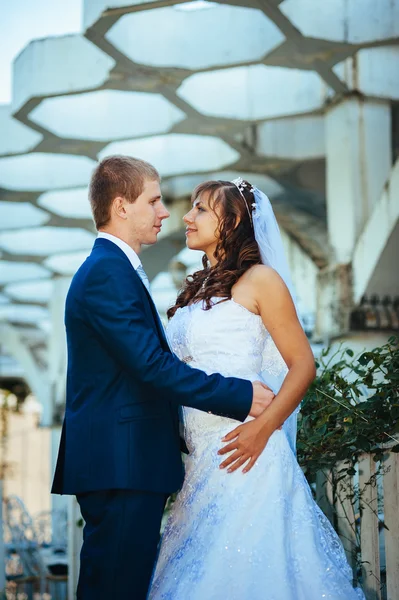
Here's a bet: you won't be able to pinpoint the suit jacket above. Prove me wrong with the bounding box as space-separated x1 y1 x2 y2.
51 238 252 495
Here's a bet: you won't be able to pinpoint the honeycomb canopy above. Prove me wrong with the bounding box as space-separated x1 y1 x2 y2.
1 0 397 349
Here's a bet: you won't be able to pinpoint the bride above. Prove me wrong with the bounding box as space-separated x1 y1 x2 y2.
149 178 365 599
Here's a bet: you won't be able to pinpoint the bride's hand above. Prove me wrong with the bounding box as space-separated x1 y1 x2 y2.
218 418 277 474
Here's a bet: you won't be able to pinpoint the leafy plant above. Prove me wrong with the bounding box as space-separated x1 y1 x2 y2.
297 337 398 593
297 336 399 478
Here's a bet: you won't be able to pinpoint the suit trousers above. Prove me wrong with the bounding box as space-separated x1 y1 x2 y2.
76 489 167 600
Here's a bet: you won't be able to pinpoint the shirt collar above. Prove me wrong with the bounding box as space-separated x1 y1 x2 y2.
97 232 141 270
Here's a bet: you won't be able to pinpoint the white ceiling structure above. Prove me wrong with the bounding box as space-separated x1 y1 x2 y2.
1 0 399 378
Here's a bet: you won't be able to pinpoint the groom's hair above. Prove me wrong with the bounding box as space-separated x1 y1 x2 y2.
89 155 160 229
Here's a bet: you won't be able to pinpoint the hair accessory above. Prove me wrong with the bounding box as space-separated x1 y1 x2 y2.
231 177 255 226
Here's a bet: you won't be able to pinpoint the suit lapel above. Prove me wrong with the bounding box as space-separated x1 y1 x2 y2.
93 239 170 351
132 269 170 350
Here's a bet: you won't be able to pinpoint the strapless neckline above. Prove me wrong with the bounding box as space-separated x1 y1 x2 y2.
175 297 262 321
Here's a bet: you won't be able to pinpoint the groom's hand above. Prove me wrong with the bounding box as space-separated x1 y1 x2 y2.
248 381 275 417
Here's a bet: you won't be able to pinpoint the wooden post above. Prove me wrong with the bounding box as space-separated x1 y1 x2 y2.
335 462 357 578
67 496 84 600
316 469 334 524
0 481 6 598
358 454 381 600
383 452 399 600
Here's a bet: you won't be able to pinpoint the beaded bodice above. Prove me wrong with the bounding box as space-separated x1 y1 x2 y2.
167 298 288 453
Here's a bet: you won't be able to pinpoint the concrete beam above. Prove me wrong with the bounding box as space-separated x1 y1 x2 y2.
325 97 392 263
0 322 51 424
315 263 352 339
353 159 399 303
334 46 399 101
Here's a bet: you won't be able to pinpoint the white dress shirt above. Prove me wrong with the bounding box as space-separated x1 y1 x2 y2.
97 232 142 270
97 231 152 293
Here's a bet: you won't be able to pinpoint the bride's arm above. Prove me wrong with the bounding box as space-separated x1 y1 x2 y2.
218 265 316 473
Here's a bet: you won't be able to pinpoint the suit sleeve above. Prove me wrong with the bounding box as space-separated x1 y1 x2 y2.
83 257 252 422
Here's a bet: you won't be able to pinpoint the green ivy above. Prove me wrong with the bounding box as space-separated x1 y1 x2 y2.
297 336 399 478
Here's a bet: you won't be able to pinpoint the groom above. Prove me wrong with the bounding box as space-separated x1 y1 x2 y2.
51 155 274 600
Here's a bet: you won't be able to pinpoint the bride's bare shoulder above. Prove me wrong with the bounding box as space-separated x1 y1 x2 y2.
246 264 283 286
246 266 292 307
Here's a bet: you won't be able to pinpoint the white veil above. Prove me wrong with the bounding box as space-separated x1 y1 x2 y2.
232 179 301 454
252 187 301 316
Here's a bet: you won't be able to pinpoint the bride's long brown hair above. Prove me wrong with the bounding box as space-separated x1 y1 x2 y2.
167 179 261 319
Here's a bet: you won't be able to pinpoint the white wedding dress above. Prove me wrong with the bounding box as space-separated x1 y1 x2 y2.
149 298 365 600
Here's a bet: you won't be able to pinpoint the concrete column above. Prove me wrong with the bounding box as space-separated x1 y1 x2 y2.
315 263 352 339
0 480 5 597
325 97 392 264
67 496 84 600
280 228 318 329
48 277 71 415
316 97 392 338
50 427 68 517
0 322 51 424
48 277 71 517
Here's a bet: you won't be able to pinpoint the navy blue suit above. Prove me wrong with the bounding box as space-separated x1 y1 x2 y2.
52 237 252 599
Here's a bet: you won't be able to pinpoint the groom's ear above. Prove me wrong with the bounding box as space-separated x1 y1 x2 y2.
112 196 128 220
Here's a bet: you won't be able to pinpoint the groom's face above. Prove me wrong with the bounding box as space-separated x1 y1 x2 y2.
126 178 170 247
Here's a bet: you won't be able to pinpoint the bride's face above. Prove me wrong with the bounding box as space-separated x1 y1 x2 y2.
183 192 221 256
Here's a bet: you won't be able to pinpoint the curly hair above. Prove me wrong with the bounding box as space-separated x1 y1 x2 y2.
167 179 261 319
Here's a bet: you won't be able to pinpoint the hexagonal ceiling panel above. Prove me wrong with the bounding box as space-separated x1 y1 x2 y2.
84 0 162 30
37 188 92 219
4 280 53 303
99 134 240 177
0 304 49 325
280 0 399 44
162 171 284 199
0 105 43 157
44 251 89 275
175 2 218 10
106 4 284 70
0 201 50 230
0 154 96 191
12 35 115 114
29 90 186 141
178 64 326 120
214 171 284 197
0 227 95 256
0 262 51 286
257 116 325 159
